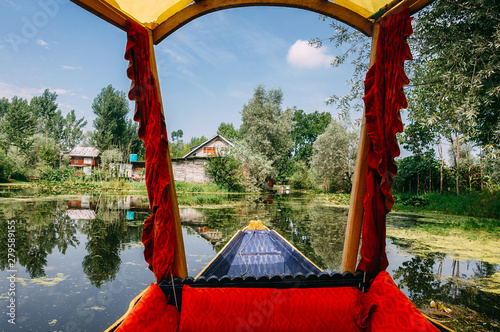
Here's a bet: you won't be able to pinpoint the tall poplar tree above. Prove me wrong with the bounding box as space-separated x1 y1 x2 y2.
239 85 294 179
91 85 129 151
3 97 36 155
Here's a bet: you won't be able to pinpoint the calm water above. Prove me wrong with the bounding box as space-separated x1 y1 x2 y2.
0 191 498 331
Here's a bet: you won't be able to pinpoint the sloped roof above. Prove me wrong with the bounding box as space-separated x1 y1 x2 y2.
182 134 234 159
70 0 434 42
69 147 100 157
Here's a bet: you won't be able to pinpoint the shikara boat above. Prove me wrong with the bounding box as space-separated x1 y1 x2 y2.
68 0 455 330
106 220 453 331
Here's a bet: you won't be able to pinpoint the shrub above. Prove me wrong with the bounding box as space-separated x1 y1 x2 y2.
0 154 27 182
204 154 243 192
289 161 313 190
39 166 74 182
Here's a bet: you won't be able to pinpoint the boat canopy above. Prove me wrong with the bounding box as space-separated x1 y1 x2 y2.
71 0 433 40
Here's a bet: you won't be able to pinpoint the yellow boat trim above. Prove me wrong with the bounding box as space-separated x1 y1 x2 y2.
422 313 455 332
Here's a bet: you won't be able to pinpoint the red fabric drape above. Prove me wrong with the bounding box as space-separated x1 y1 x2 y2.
357 9 413 275
125 20 177 282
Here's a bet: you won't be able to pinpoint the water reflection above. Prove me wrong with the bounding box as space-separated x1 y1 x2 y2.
0 196 146 287
0 200 79 278
392 252 500 321
0 192 498 327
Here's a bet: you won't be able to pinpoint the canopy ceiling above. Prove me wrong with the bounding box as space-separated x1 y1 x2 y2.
71 0 433 42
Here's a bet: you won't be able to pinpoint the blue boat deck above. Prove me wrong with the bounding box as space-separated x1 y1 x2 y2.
197 228 322 279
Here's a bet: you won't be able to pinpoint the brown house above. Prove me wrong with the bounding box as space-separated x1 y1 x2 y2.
69 147 100 168
172 134 234 183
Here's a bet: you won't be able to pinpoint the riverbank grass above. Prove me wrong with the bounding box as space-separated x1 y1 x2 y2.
393 191 499 219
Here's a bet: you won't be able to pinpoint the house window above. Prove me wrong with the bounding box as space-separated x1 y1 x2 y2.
73 158 79 163
84 158 92 164
203 147 215 157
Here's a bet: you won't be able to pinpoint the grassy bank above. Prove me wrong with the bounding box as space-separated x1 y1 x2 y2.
393 191 499 219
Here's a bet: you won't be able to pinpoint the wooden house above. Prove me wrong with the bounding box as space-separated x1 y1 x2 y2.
69 147 100 173
182 134 234 159
172 134 234 183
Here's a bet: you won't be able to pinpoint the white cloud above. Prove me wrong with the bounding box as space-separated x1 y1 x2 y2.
0 82 75 100
0 82 44 100
287 40 334 69
53 88 71 95
36 39 49 48
62 65 81 70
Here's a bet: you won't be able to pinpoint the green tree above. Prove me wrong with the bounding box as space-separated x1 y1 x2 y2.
0 97 8 118
310 120 353 191
291 109 332 165
233 140 273 191
30 89 65 141
91 85 129 151
239 85 294 181
205 152 243 192
217 122 239 141
62 110 87 151
2 96 36 155
169 129 185 158
171 129 183 141
100 148 123 178
32 134 59 168
289 161 314 190
410 0 500 149
393 152 442 194
124 119 145 160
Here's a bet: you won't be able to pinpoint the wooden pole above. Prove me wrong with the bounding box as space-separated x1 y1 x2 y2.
147 30 188 279
341 23 379 274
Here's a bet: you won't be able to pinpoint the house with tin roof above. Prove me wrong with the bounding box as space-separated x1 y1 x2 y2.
69 147 100 170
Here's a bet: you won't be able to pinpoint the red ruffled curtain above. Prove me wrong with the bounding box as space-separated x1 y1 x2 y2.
357 9 413 276
125 19 177 282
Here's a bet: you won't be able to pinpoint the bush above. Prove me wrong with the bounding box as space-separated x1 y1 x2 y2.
204 154 243 192
39 167 74 182
0 154 27 182
289 161 313 190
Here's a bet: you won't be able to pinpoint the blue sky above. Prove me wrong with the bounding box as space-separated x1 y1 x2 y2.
0 0 360 141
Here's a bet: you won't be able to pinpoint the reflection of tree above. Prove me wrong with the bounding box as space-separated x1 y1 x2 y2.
204 208 242 251
393 255 500 321
82 218 122 288
393 255 441 303
0 200 79 278
81 201 143 287
308 206 347 271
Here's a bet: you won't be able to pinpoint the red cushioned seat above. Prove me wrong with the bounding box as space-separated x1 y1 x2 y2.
178 286 371 332
116 283 179 332
365 271 439 332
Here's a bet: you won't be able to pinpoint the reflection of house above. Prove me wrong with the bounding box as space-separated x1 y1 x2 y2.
69 147 99 175
172 134 234 183
66 210 96 220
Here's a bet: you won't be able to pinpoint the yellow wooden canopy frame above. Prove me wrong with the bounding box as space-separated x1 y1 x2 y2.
70 0 435 278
